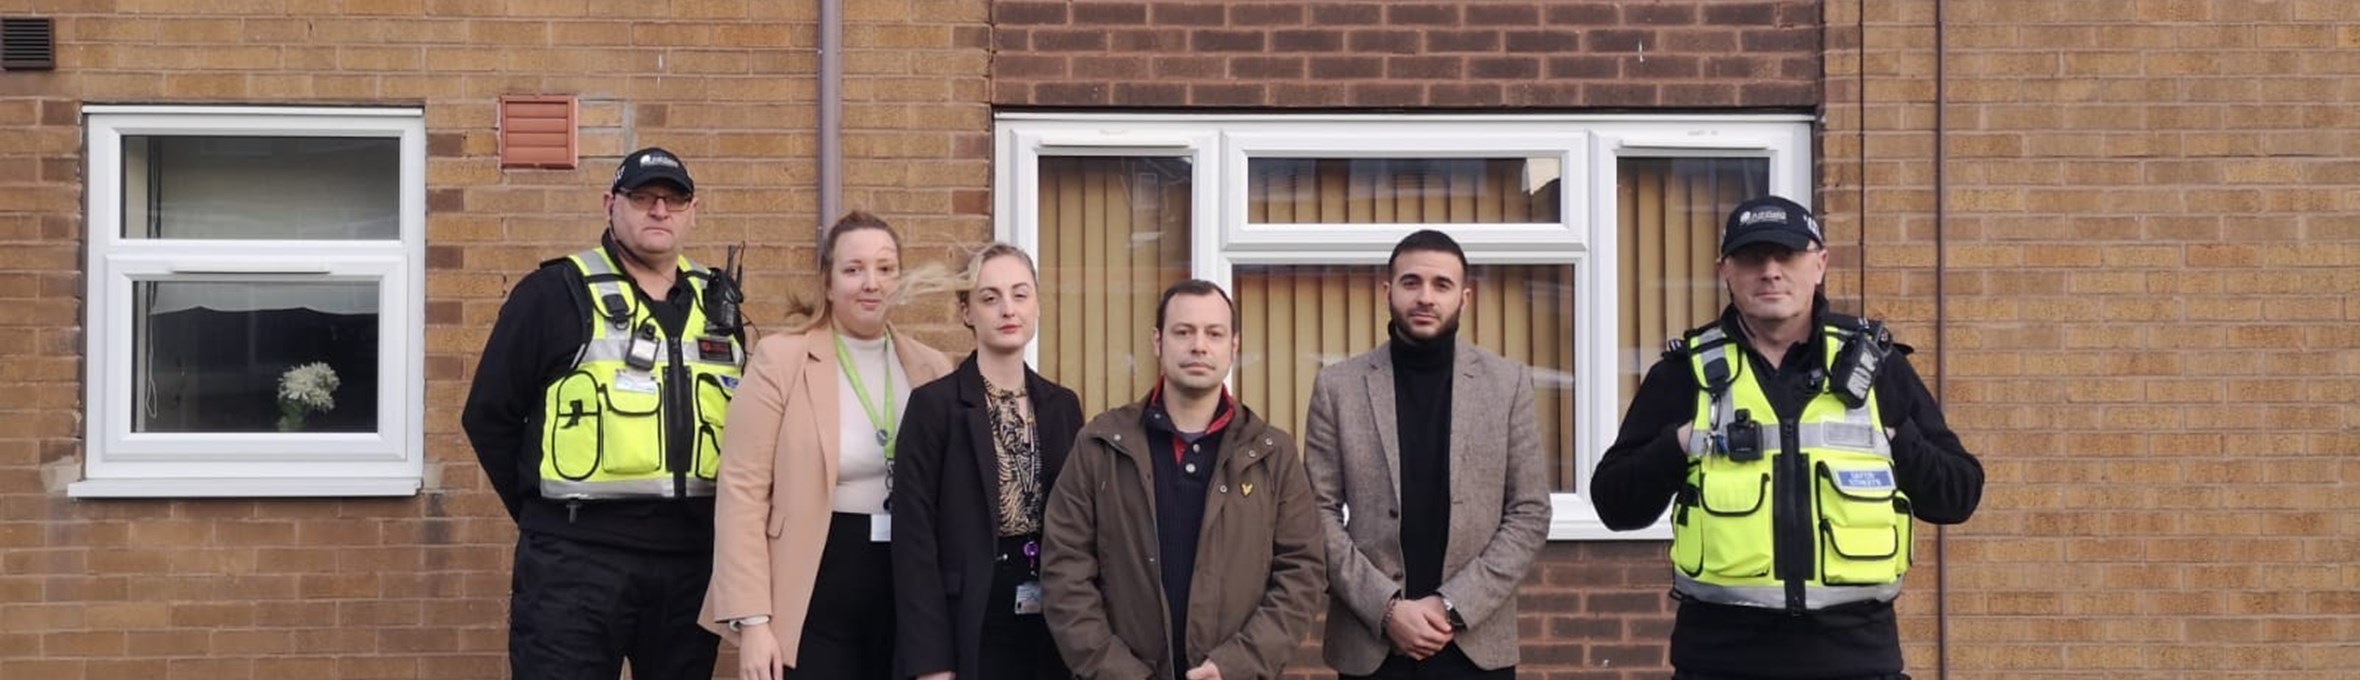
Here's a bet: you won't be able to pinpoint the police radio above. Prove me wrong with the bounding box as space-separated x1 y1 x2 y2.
702 244 746 340
1828 320 1893 409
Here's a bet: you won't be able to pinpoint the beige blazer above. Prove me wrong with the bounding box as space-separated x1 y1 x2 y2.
700 326 953 666
1300 342 1554 674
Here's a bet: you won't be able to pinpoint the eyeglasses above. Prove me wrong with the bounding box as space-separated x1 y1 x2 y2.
617 190 694 210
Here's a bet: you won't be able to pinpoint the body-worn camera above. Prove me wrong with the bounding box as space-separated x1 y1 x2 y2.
624 323 661 372
1722 408 1763 462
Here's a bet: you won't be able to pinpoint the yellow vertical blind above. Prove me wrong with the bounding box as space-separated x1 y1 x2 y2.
1249 159 1561 224
1035 156 1193 417
1616 158 1765 401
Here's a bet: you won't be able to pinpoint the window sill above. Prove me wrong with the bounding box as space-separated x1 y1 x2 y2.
1548 495 1674 541
68 476 421 499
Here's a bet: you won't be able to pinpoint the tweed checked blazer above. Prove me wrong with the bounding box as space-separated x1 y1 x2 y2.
1301 341 1554 675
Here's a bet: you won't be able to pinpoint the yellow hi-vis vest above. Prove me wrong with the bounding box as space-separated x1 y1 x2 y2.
538 248 745 500
1668 322 1910 612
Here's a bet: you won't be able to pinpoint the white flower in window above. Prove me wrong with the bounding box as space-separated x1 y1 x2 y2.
276 362 340 432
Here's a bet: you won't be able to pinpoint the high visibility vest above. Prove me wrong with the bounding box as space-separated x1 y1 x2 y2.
1667 322 1910 612
537 248 745 500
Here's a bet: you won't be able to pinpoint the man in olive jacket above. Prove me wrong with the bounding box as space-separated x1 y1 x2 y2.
1042 280 1327 680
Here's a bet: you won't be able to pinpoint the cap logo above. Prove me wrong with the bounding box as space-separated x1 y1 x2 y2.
1739 207 1788 226
638 153 681 169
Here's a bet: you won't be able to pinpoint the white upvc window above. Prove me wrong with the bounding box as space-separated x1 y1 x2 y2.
74 106 426 498
995 113 1811 540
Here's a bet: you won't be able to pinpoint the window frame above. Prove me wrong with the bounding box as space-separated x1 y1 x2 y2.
996 113 1811 540
74 105 427 499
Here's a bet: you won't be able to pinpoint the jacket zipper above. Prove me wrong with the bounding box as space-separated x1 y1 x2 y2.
1781 415 1819 613
664 337 692 498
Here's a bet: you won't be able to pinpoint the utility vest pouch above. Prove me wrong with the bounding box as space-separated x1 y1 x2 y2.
544 371 607 481
692 374 734 479
599 369 667 475
1815 458 1909 584
1675 454 1775 580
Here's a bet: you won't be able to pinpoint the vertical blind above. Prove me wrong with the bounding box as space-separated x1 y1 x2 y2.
1249 158 1561 224
1616 158 1765 401
1035 157 1195 417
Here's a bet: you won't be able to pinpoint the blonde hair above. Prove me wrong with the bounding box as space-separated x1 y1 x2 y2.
955 242 1039 307
782 211 959 333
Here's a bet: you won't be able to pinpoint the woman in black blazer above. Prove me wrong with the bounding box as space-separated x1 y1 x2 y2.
892 243 1083 680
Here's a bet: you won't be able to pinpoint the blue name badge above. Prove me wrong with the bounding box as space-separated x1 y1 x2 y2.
718 375 740 390
1835 469 1896 492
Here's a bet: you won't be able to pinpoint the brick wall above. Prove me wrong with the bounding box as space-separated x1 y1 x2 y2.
991 0 1820 109
1824 0 2360 675
0 1 989 678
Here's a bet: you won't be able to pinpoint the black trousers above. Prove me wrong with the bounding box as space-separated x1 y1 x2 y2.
1674 673 1909 680
509 531 718 680
1343 644 1514 680
790 513 897 679
978 534 1068 680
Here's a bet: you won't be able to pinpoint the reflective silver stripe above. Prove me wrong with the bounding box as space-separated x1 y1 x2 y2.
1793 421 1892 458
541 477 717 499
1673 572 1901 610
579 336 653 366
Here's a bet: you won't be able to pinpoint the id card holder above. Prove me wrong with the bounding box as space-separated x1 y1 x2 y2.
612 370 660 394
869 513 892 542
1013 580 1043 615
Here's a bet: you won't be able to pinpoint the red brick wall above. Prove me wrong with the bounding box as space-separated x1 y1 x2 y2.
1824 0 2360 675
991 0 1821 109
0 2 989 678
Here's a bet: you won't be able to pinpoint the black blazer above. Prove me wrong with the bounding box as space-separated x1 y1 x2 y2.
891 353 1085 680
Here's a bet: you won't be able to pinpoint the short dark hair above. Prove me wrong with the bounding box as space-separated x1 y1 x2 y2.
1388 229 1468 278
1154 279 1239 333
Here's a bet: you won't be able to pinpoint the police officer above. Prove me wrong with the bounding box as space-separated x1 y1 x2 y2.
1591 196 1984 680
463 147 748 679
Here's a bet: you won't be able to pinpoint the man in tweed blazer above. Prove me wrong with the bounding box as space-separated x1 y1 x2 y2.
1302 230 1553 679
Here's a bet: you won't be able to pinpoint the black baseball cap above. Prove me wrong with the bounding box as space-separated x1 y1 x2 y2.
611 147 695 194
1720 195 1822 256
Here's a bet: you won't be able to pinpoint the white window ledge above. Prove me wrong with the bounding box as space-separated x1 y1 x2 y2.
68 477 421 499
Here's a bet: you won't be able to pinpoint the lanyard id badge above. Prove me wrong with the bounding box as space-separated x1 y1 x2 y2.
1013 581 1043 615
1012 540 1043 615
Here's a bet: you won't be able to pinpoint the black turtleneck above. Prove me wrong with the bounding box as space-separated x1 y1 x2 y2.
1389 321 1455 599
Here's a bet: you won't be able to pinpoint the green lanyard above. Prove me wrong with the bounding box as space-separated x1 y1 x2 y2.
833 332 897 463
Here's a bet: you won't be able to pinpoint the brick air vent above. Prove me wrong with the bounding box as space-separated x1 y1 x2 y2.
1 17 55 71
498 95 577 169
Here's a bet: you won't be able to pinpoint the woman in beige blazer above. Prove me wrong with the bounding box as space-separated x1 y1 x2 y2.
703 211 954 680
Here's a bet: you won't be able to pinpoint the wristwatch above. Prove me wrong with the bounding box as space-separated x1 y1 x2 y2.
727 615 771 632
1440 595 1468 632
